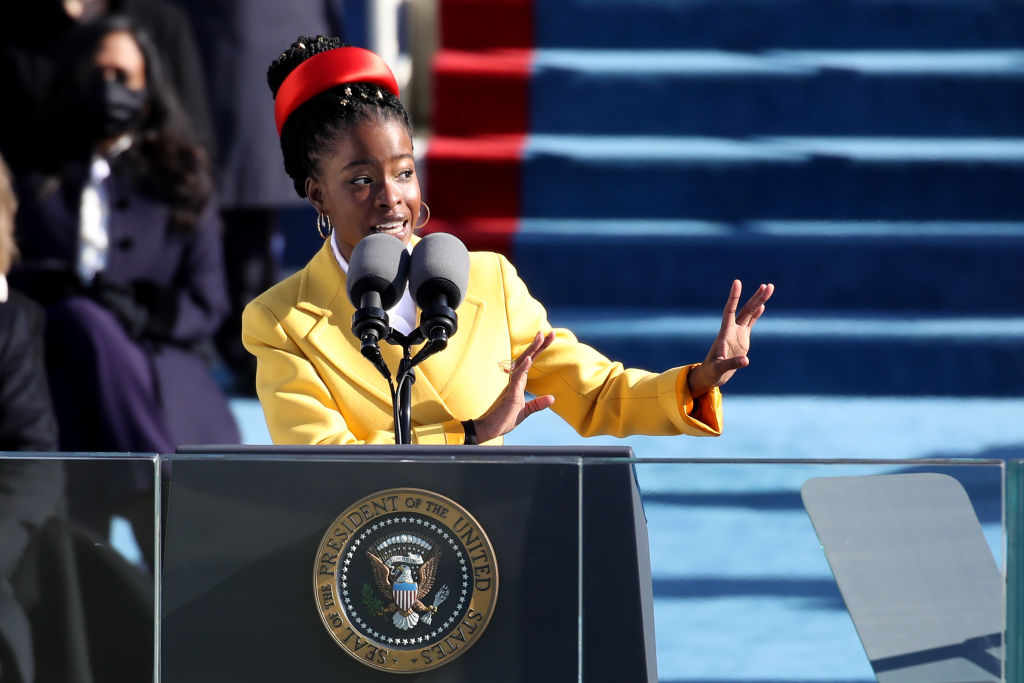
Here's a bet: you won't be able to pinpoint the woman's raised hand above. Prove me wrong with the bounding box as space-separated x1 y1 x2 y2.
474 330 556 443
687 280 775 398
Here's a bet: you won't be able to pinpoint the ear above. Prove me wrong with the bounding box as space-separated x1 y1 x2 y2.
305 177 326 213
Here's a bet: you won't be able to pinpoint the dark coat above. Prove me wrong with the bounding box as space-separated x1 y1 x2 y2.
0 292 63 683
11 162 239 451
0 293 58 452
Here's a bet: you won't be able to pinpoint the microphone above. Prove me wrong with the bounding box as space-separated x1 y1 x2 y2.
346 234 410 374
409 233 469 346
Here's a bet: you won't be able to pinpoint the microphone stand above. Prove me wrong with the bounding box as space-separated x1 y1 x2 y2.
380 327 450 445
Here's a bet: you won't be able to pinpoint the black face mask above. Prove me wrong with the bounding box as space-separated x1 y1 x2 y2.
83 78 149 141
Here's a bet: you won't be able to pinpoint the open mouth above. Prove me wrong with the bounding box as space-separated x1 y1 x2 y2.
370 220 408 237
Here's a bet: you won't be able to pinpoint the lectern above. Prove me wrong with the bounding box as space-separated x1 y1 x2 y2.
802 473 1004 682
162 446 657 682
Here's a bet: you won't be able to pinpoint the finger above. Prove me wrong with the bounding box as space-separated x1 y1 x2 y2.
527 330 556 358
721 279 742 325
508 354 533 391
538 330 556 353
715 355 750 373
747 304 766 326
515 330 556 373
737 282 775 326
521 394 555 420
748 283 775 327
735 283 763 325
516 331 544 365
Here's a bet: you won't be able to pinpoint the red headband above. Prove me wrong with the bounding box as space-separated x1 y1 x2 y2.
274 46 400 136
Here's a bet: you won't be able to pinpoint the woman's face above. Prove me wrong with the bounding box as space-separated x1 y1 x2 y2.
94 30 147 91
82 30 149 146
306 118 420 261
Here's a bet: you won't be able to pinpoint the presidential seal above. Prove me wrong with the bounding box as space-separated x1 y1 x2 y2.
314 488 498 673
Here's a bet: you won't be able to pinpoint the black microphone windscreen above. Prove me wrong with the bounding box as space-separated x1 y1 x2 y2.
346 234 410 310
410 233 469 308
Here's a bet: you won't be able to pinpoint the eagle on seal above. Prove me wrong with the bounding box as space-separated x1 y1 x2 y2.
367 550 442 630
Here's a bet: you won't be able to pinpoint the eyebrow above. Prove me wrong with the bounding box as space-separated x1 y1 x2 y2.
341 153 414 171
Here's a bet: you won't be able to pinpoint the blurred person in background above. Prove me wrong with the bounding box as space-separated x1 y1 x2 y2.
169 0 343 395
0 164 58 454
0 154 63 683
8 16 238 559
0 0 214 176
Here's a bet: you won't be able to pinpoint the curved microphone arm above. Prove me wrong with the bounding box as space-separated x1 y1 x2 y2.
371 326 452 445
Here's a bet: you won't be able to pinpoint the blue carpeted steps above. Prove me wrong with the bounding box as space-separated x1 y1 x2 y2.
515 222 1024 312
533 0 1024 50
514 221 1024 395
530 50 1024 137
546 309 1024 395
503 0 1024 396
520 136 1024 220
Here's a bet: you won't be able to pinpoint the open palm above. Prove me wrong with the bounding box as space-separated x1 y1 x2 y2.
689 280 775 396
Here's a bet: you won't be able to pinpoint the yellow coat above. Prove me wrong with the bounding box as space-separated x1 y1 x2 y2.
241 239 723 445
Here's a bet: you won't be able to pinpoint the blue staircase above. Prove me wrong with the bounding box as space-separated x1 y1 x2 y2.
497 4 1024 679
510 0 1024 396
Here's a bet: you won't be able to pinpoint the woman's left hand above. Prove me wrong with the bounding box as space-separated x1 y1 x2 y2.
473 330 557 443
688 280 774 397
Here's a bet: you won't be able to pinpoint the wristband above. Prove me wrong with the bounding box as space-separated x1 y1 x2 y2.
461 420 478 446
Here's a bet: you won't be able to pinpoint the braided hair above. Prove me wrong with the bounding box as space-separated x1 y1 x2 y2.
268 36 413 198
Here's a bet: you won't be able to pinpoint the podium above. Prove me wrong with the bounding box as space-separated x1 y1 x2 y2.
802 473 1004 682
161 446 657 682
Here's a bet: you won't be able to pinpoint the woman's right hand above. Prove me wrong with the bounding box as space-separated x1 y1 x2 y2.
473 330 556 443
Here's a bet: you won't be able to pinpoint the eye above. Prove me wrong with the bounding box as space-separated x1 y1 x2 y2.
397 169 414 180
350 176 372 185
100 67 128 84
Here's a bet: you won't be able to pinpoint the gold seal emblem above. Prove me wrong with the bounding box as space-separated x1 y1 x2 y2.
314 488 498 673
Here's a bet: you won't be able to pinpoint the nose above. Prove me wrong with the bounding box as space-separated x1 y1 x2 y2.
376 178 402 208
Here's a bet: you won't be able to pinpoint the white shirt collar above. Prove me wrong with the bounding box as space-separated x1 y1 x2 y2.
329 229 350 274
0 273 8 303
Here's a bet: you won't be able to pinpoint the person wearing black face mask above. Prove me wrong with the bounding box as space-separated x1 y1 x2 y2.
8 16 239 559
82 74 150 141
0 0 215 176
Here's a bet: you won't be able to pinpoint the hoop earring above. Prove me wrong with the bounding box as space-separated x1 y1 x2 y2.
415 202 431 229
316 213 333 239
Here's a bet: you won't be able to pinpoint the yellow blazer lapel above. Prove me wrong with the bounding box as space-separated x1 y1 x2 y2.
298 242 396 407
